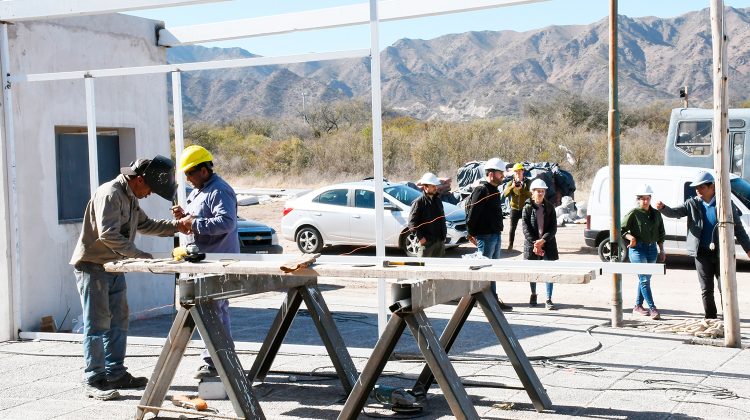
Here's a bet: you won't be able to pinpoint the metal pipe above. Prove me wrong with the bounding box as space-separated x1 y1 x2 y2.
608 0 622 327
84 76 99 195
171 71 188 247
369 0 387 336
0 23 22 337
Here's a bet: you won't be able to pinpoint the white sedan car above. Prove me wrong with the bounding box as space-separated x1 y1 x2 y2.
281 181 468 256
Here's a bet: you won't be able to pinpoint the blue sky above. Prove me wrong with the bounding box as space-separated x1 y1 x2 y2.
129 0 750 56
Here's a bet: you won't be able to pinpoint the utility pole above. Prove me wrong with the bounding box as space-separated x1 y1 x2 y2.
608 0 622 327
710 0 740 348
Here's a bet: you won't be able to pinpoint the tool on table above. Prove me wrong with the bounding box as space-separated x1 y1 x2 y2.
383 261 425 267
469 264 493 270
280 253 320 273
172 244 206 263
171 394 209 411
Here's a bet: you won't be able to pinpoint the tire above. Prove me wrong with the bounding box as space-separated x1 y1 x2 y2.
597 238 628 262
401 232 420 258
296 226 324 254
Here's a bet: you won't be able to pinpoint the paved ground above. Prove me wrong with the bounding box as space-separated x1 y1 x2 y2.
2 224 750 419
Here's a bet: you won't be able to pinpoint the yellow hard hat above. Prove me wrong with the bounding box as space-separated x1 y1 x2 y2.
179 145 213 173
512 163 524 171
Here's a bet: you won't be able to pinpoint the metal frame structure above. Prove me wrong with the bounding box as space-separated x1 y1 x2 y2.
129 270 358 420
0 0 551 338
106 254 596 419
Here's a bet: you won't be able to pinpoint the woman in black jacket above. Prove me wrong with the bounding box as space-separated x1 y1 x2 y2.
522 179 559 310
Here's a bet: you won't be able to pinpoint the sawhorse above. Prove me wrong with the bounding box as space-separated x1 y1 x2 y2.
136 273 358 420
339 279 551 419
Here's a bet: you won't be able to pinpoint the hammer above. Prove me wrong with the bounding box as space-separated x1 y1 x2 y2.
383 261 425 267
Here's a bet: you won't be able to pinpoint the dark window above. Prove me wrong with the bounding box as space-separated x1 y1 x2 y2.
56 133 120 222
675 120 712 156
313 189 349 206
354 189 375 209
732 133 745 177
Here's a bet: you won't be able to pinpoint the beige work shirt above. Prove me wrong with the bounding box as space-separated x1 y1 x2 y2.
70 174 177 266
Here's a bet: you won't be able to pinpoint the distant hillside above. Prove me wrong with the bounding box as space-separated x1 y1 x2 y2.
167 6 750 122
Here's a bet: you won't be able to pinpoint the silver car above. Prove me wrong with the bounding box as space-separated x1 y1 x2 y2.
281 181 468 256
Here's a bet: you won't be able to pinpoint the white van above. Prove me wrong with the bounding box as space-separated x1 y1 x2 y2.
584 165 750 261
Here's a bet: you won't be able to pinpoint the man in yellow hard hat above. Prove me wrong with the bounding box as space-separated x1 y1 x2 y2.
172 145 239 379
504 162 531 250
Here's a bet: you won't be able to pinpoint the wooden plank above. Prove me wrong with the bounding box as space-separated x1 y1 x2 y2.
105 259 595 284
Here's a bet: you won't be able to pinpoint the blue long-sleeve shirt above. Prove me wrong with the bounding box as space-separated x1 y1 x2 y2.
185 174 239 253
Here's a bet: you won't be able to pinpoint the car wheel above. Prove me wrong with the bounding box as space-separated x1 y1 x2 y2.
401 232 420 258
597 238 628 262
296 226 324 254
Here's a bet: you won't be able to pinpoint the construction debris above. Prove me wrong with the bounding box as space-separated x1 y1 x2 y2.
648 318 725 339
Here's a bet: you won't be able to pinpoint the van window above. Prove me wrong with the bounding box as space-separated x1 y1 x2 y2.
732 133 745 176
675 121 712 156
683 182 697 201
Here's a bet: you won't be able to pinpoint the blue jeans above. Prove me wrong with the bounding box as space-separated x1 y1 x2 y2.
75 264 129 383
201 299 233 366
628 242 658 308
475 233 502 296
529 253 554 299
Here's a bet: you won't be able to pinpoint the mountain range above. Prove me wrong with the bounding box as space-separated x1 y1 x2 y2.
167 6 750 122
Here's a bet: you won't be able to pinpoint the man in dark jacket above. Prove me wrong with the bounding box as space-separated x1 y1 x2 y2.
522 179 559 310
656 171 750 318
466 157 512 311
409 172 447 257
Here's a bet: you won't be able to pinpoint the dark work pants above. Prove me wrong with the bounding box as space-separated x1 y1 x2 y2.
694 249 722 319
508 209 522 247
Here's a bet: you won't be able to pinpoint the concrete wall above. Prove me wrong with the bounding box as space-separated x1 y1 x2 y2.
0 14 175 340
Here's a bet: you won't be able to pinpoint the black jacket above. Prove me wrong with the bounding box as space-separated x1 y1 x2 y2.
466 181 504 236
521 198 559 261
408 193 447 244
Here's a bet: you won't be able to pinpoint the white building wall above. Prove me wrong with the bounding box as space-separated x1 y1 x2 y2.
0 14 175 339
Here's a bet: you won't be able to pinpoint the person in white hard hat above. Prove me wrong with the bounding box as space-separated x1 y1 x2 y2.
657 171 750 319
409 172 447 258
466 157 513 311
522 179 559 310
622 184 665 320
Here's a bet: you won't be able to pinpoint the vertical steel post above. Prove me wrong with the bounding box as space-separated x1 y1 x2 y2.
710 0 740 347
171 71 188 246
0 23 21 337
608 0 623 327
369 0 387 336
84 75 99 194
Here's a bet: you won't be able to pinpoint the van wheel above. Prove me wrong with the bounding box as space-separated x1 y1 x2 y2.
597 238 628 262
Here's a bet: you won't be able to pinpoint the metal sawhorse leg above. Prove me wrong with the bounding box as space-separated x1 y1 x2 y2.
136 276 357 420
338 285 551 420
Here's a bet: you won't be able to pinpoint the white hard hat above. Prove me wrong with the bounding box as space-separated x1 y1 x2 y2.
417 172 440 186
635 184 654 196
484 157 506 171
530 179 548 190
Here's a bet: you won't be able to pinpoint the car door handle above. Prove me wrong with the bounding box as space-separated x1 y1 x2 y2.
353 215 361 219
313 212 322 216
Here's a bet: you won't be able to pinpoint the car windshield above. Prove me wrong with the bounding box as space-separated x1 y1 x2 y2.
731 177 750 209
384 184 422 206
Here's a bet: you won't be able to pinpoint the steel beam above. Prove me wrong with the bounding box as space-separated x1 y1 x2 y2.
476 288 551 412
412 295 476 397
193 302 265 419
0 0 228 21
158 0 548 46
338 313 407 420
136 306 196 420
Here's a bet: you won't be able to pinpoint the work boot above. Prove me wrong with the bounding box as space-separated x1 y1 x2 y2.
498 299 513 311
649 307 661 320
194 364 218 379
106 372 148 390
632 305 649 316
529 293 538 307
84 378 120 400
545 300 557 310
